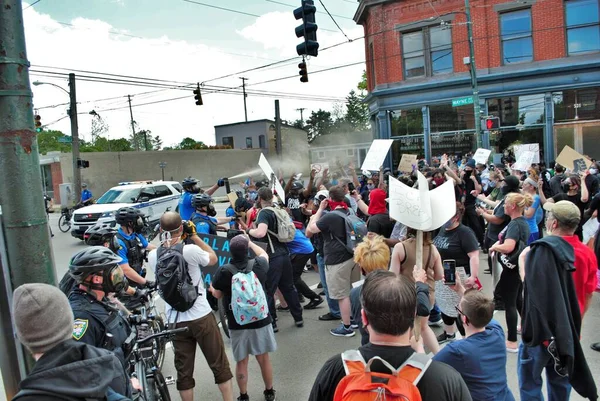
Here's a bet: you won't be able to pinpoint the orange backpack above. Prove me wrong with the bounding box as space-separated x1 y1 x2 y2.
334 350 432 401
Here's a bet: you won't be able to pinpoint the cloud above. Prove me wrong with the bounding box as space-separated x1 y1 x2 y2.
23 8 366 148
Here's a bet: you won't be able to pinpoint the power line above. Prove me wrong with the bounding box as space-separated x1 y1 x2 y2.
318 0 352 41
23 0 42 10
264 0 354 20
56 21 143 39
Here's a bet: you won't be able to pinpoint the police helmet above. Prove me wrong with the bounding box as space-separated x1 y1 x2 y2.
85 223 120 252
192 193 213 209
181 176 198 188
291 181 304 191
68 246 123 283
115 207 142 225
255 179 270 189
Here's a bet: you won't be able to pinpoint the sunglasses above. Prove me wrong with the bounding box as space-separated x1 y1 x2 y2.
455 305 470 325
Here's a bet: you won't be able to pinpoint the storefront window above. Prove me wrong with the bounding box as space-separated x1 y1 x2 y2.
582 125 600 159
390 108 423 137
391 136 425 168
553 87 600 122
487 94 545 126
431 133 476 157
556 127 575 154
430 104 475 133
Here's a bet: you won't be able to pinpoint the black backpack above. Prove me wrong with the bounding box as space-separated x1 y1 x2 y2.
155 243 198 312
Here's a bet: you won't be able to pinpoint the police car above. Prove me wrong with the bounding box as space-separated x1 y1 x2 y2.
71 181 182 240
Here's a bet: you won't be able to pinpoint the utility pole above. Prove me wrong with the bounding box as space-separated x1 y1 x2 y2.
240 77 248 122
128 95 138 151
0 0 56 391
296 107 306 124
465 0 483 149
69 73 82 201
275 100 282 159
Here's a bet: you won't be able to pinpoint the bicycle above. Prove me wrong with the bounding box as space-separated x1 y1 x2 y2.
129 307 188 401
58 207 73 233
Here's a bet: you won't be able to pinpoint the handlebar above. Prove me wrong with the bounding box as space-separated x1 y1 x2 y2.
136 327 188 346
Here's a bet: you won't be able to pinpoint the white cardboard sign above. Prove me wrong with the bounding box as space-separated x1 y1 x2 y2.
398 154 418 173
388 172 456 231
473 148 492 165
258 153 286 204
512 150 536 172
360 139 394 171
514 144 540 164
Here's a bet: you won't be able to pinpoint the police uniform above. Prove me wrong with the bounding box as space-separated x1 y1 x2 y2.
69 289 133 368
116 228 148 277
191 212 218 235
179 191 195 221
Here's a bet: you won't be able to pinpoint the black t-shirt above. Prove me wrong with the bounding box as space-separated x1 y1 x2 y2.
486 198 510 241
433 224 479 274
308 343 472 401
316 209 353 265
212 257 272 331
367 213 394 238
552 193 587 236
464 174 482 206
286 193 307 226
254 208 289 257
586 174 599 198
589 193 600 222
499 217 529 247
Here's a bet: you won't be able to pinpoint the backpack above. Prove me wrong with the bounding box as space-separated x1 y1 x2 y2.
155 243 199 312
334 350 432 401
226 259 269 325
330 209 368 253
12 389 111 401
191 214 218 235
257 206 296 252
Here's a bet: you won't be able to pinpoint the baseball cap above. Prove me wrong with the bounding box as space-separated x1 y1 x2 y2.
543 200 581 225
503 175 521 191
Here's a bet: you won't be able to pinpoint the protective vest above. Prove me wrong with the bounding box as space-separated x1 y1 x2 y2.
117 233 145 272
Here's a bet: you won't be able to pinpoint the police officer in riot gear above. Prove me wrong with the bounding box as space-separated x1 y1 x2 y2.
68 246 134 368
114 207 156 288
179 177 201 221
190 194 235 235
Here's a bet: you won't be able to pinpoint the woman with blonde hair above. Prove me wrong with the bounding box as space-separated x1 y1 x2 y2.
391 230 443 354
489 192 532 352
522 177 543 244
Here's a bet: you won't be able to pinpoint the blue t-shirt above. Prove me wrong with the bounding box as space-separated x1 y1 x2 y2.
433 320 515 401
116 228 149 266
226 206 236 228
525 195 541 234
81 189 93 202
287 228 314 255
179 192 195 221
191 213 218 234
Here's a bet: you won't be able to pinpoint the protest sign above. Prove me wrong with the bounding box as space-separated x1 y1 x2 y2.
556 145 593 172
512 151 536 172
398 154 418 173
360 139 394 171
493 153 503 164
473 149 492 165
310 162 329 178
258 153 286 204
514 144 540 164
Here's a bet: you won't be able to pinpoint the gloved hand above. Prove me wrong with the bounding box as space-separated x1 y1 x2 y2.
217 178 226 187
143 280 156 290
183 220 197 237
135 288 149 302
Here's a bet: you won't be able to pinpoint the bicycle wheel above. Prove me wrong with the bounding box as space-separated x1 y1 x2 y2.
151 315 166 369
218 297 230 338
58 215 71 233
136 361 152 401
153 368 172 401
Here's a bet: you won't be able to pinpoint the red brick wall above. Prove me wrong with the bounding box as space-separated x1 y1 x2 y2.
50 162 63 203
361 0 568 88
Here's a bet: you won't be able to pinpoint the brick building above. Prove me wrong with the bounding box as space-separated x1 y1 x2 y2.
354 0 600 165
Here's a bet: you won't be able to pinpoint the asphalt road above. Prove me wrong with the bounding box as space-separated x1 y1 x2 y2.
2 206 600 401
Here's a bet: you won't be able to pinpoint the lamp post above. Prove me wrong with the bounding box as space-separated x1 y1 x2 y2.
159 161 167 181
33 76 81 203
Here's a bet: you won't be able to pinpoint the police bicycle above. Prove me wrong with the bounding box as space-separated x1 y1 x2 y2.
58 206 74 232
129 307 187 401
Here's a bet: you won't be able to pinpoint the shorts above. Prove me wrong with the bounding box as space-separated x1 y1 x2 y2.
173 313 233 391
325 258 361 300
230 324 277 362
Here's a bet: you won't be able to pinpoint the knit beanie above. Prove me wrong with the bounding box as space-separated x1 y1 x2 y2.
12 283 74 354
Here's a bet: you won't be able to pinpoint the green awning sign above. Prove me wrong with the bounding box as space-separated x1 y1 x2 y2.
452 96 474 107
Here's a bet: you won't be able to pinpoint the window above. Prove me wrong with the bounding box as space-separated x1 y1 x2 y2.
369 42 376 85
318 151 326 160
222 136 234 148
554 87 600 121
259 135 266 148
566 0 600 55
138 187 157 201
246 137 253 148
153 185 173 197
172 183 183 193
402 27 453 79
500 9 533 64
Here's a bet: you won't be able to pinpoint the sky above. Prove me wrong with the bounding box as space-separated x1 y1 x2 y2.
22 0 366 147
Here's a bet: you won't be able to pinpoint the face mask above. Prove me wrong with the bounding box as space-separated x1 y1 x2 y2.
488 180 496 188
562 183 571 193
207 204 217 217
367 184 375 191
248 191 257 201
590 169 598 175
90 266 128 294
433 177 445 187
464 170 472 178
332 179 338 185
133 217 145 234
501 187 511 195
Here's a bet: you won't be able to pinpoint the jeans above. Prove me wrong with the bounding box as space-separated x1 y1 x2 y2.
429 304 441 323
290 253 319 300
266 254 303 323
317 253 340 317
518 343 572 401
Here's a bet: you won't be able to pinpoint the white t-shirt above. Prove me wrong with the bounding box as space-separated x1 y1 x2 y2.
149 244 212 324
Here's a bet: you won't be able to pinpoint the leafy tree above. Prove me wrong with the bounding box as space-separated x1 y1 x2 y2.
358 70 368 93
153 135 163 151
345 89 369 131
36 130 73 154
178 137 201 150
305 109 334 142
90 116 109 144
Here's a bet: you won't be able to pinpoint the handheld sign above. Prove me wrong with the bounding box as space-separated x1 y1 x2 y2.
556 145 592 172
311 162 329 178
360 139 394 171
258 153 286 204
473 149 491 165
514 144 540 164
512 151 536 172
398 154 418 174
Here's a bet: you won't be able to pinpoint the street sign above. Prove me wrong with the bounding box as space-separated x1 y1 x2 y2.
58 136 72 143
452 96 474 107
158 162 167 168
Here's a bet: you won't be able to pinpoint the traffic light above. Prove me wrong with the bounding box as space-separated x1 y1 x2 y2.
34 114 42 132
299 61 308 83
294 0 319 57
77 159 90 168
485 117 500 130
193 83 203 106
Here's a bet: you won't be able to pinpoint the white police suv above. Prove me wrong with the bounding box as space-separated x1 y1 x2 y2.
71 180 182 240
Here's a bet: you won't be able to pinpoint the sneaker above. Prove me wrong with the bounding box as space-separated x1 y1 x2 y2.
506 341 518 353
276 305 290 312
318 290 325 296
272 323 279 333
428 318 443 327
298 295 306 303
437 332 456 344
304 297 324 310
295 320 304 328
349 321 359 330
317 282 323 289
330 323 356 337
590 342 600 352
238 394 250 401
264 388 276 401
319 312 341 321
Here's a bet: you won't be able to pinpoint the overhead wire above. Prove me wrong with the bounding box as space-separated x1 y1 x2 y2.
23 0 42 10
264 0 354 20
318 0 352 41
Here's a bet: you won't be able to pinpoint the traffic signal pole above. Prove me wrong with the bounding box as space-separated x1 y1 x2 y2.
0 0 57 390
69 73 82 202
465 0 483 149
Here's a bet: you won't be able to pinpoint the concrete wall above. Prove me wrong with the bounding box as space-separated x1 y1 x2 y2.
59 149 264 197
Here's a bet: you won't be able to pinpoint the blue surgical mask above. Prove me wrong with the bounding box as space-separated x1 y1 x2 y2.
367 184 375 191
489 181 496 188
248 191 257 201
590 168 598 175
332 179 338 185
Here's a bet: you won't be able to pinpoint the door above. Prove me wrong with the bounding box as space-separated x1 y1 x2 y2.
153 185 176 216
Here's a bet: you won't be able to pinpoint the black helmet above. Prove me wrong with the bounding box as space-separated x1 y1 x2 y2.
68 246 123 283
291 181 304 191
235 197 252 213
255 179 269 189
84 223 120 252
192 193 212 209
182 176 198 187
115 207 142 225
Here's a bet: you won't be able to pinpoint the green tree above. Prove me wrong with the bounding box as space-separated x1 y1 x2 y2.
177 137 206 150
358 70 368 93
345 89 369 131
153 135 163 151
305 109 334 142
36 130 73 154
